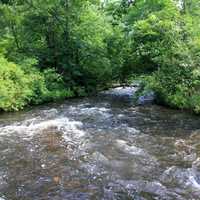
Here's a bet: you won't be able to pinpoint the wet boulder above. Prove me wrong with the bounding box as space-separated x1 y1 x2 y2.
100 87 137 102
100 85 156 105
136 91 156 105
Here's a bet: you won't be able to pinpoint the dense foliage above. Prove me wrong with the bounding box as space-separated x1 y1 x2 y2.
0 56 73 111
0 0 115 111
0 0 200 113
109 0 200 113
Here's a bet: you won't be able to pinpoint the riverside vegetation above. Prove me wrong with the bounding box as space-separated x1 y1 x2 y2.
0 0 200 113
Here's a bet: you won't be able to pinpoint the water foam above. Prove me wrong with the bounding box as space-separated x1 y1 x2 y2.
161 166 200 192
0 117 86 142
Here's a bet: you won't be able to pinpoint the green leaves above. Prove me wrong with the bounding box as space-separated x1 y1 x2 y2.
0 56 74 111
1 0 200 114
0 56 32 111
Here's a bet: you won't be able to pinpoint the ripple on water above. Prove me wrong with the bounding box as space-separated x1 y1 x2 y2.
1 97 200 200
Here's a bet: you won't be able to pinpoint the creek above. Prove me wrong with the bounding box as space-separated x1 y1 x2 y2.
0 88 200 199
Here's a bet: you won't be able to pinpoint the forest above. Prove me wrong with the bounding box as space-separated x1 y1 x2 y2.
0 0 200 113
1 1 200 199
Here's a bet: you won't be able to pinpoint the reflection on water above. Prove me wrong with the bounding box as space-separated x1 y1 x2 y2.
0 96 200 200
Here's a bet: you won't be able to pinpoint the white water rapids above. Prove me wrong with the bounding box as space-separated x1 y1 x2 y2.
0 92 200 199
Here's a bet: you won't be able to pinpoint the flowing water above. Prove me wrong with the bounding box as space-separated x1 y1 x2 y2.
0 90 200 200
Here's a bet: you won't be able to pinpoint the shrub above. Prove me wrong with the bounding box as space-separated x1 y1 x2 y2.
0 56 32 111
0 56 75 111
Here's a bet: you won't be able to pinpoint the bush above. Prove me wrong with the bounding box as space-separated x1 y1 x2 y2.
0 56 32 111
124 0 200 114
43 68 74 101
0 56 75 111
148 64 200 113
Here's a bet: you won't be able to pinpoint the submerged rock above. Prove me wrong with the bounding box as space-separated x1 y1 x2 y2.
42 108 59 119
108 179 182 200
161 166 200 192
115 139 145 156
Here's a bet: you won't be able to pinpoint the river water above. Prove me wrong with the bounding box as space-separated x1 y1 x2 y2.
0 91 200 200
